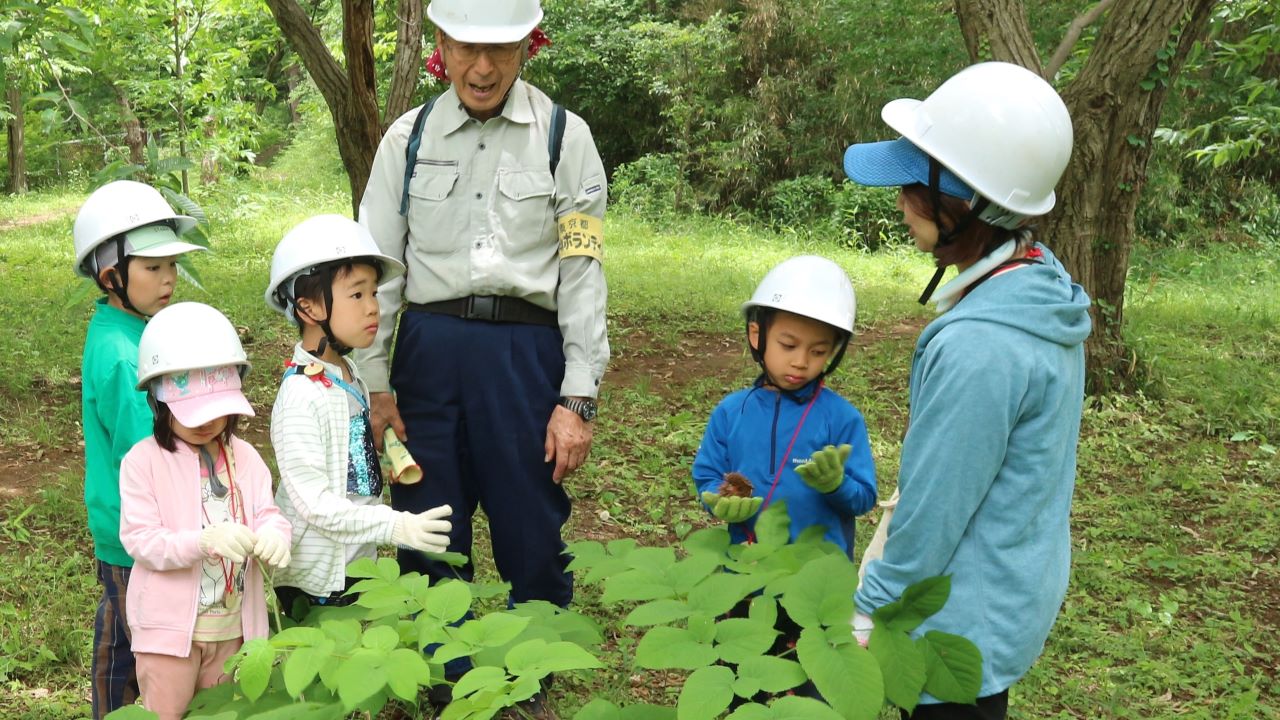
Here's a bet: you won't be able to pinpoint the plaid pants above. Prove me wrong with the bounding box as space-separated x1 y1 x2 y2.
92 561 138 719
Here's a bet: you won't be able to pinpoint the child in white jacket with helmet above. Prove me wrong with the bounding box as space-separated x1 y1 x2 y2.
119 302 292 720
265 215 452 618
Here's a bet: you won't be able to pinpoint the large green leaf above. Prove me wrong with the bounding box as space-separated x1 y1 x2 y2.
625 599 693 626
505 639 602 678
635 626 718 670
919 631 983 703
735 655 807 695
753 501 791 549
385 648 432 701
361 625 400 652
421 580 472 624
869 625 926 712
456 612 532 647
236 638 275 702
778 554 857 630
686 573 762 617
269 626 326 649
667 552 723 593
336 649 386 711
713 617 778 664
795 628 883 720
625 546 677 573
603 567 676 603
677 665 735 720
682 526 731 557
283 645 329 698
872 576 950 633
452 665 508 699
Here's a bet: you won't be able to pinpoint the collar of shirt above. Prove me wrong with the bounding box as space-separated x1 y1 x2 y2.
438 79 537 136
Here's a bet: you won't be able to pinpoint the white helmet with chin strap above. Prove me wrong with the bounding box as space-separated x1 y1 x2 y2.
843 61 1073 303
266 214 406 356
427 0 542 43
742 255 856 378
882 61 1073 225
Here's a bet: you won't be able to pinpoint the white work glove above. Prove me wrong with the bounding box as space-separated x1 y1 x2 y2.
391 504 453 553
199 522 256 563
853 612 874 648
253 527 291 569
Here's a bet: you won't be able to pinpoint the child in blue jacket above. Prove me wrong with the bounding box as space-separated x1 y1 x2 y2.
693 255 877 557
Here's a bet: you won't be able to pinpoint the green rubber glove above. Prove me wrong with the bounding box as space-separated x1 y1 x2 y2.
795 443 853 494
700 491 763 523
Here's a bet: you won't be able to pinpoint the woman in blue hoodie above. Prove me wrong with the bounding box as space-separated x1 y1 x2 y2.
843 62 1091 719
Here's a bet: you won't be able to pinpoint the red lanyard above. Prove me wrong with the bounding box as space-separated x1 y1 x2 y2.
746 380 823 544
199 440 244 597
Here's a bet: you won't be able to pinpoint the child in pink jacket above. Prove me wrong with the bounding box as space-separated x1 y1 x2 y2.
119 302 291 720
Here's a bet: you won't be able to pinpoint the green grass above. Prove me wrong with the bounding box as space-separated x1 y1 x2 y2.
0 149 1276 718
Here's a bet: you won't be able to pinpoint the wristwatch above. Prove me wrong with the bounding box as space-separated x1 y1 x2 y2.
558 396 598 422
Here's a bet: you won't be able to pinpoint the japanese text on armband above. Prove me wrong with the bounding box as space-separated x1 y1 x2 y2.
557 212 603 262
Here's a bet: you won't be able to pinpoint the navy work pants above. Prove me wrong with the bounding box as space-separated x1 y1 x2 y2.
389 311 572 606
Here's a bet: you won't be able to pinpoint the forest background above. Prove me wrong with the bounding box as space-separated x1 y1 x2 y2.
1 0 1278 718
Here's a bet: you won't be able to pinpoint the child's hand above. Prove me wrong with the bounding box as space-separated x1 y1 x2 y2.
253 528 291 569
392 504 453 553
795 444 852 494
699 491 763 523
199 522 256 563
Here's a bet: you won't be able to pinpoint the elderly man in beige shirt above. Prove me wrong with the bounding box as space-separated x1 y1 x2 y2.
355 0 607 633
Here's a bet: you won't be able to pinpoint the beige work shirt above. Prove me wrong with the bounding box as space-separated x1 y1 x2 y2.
356 80 609 398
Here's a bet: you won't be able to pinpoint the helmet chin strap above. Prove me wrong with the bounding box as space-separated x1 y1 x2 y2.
293 268 354 358
748 311 852 387
918 158 989 305
104 236 144 316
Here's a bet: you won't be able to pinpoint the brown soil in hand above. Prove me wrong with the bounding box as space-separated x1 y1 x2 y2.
718 472 754 498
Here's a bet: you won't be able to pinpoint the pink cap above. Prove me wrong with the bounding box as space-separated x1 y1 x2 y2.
154 365 255 428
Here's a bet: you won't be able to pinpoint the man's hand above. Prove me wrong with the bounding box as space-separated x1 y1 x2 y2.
699 491 763 523
545 404 593 484
370 392 405 452
795 443 852 494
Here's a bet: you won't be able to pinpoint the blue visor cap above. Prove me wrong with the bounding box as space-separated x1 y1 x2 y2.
843 137 974 201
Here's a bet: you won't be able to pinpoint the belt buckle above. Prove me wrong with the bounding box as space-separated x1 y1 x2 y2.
466 295 498 321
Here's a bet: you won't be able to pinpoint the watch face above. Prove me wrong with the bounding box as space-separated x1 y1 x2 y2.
579 401 597 422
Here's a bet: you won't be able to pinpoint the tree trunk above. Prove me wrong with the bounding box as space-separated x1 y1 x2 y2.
5 80 26 194
263 0 424 216
952 0 1217 391
384 0 424 129
114 85 146 165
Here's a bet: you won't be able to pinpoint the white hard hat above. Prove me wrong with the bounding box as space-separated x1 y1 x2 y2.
742 256 856 334
880 62 1072 219
266 214 406 315
137 302 250 389
73 180 201 278
427 0 542 43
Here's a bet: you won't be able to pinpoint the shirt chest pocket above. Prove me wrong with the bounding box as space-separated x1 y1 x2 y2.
496 169 556 250
407 165 460 252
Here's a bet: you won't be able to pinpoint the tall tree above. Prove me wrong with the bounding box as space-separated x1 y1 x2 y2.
262 0 425 215
952 0 1218 388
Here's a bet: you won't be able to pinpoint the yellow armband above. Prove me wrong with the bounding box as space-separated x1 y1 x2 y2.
557 212 603 262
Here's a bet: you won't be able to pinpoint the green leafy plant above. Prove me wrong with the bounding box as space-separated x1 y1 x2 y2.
104 556 604 719
566 502 981 719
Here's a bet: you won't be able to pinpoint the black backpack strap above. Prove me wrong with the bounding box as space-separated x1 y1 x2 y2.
548 103 566 177
399 94 442 216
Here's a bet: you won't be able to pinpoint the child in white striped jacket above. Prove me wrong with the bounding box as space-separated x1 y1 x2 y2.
264 215 453 617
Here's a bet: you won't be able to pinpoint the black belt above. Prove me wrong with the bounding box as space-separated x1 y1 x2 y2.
407 296 558 326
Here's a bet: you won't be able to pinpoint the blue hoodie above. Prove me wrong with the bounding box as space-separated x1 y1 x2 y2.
693 377 877 556
856 244 1091 700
